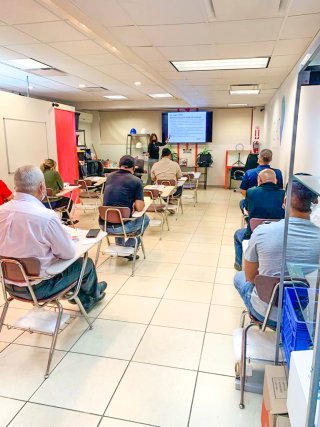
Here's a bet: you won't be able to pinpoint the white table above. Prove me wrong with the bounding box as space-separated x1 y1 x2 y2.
46 229 106 275
56 185 80 198
144 185 176 198
132 198 152 218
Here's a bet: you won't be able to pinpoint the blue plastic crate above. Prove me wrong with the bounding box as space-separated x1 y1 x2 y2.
282 287 314 367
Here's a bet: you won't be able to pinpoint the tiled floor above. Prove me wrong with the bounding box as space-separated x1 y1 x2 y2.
0 188 262 426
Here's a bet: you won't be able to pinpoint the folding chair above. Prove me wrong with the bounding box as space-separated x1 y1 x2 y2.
0 256 93 379
98 206 146 276
75 179 103 218
250 218 280 232
144 189 169 239
182 173 198 206
157 179 183 220
45 188 75 227
237 274 308 409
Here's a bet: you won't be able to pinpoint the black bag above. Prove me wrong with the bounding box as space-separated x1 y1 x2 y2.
197 152 213 167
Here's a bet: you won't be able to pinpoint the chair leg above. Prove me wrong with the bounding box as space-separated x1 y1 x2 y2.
160 214 164 240
45 300 63 379
240 309 248 328
94 240 102 267
176 199 180 221
140 237 146 259
132 238 139 276
0 301 10 333
239 322 256 409
73 295 93 329
165 212 170 231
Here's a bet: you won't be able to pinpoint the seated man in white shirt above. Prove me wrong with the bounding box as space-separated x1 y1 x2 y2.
0 165 106 312
234 181 320 327
151 148 183 200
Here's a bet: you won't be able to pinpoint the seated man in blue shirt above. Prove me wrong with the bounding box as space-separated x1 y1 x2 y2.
99 155 150 260
239 149 283 213
234 181 320 327
234 168 285 270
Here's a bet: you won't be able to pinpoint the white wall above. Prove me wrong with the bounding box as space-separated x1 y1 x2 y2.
0 91 74 188
83 107 264 186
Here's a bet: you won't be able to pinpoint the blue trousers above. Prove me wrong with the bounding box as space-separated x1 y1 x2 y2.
234 228 249 267
106 215 150 248
239 199 247 214
6 258 100 308
234 271 277 328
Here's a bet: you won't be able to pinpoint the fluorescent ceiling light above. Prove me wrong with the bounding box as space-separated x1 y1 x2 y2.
149 93 173 98
171 57 270 72
1 58 51 70
79 84 86 88
104 95 128 100
230 89 260 95
228 103 248 107
134 81 141 86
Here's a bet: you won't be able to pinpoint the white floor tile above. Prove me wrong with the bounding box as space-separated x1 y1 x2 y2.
200 333 235 376
9 403 100 427
31 353 128 414
189 372 261 427
0 308 29 343
0 397 24 427
212 284 245 308
215 267 236 284
191 234 223 244
0 344 65 400
153 240 189 251
207 305 244 335
187 242 221 254
99 295 160 324
161 231 192 242
152 299 209 331
147 249 184 263
72 319 146 360
180 251 219 267
106 362 196 427
164 279 213 303
135 261 178 279
100 419 154 427
119 276 170 298
0 342 8 352
133 325 204 370
173 264 216 282
218 255 236 269
97 273 129 293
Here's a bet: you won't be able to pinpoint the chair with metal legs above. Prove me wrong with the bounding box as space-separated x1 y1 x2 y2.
75 179 102 218
157 179 183 220
144 189 169 240
97 206 146 276
237 275 308 409
0 256 93 379
182 173 198 206
45 188 76 227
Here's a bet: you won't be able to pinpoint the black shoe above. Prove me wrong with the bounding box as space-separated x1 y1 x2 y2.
98 281 107 293
124 254 140 261
234 262 242 271
83 292 106 312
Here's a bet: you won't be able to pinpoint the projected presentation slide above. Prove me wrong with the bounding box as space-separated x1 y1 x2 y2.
168 112 206 143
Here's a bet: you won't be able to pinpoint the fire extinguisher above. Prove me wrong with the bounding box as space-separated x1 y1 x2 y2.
252 140 260 154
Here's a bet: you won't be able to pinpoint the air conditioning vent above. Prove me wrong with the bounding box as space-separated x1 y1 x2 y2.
29 68 68 76
80 86 109 93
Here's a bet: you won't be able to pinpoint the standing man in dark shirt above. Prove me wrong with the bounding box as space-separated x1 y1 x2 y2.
147 133 168 184
100 155 150 259
239 149 283 213
234 169 285 270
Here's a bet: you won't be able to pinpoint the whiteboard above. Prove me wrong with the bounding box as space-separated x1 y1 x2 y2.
3 118 49 173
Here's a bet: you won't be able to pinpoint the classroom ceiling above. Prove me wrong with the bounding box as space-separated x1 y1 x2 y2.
0 0 319 110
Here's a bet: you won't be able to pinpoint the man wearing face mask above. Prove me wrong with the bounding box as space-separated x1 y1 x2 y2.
146 133 168 184
0 165 106 312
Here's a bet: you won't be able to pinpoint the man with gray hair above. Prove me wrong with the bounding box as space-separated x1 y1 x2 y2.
0 165 106 311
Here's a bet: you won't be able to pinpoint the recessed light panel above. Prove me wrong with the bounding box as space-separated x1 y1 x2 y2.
230 89 260 95
149 93 173 98
104 95 128 100
228 103 248 107
171 57 270 72
1 58 51 70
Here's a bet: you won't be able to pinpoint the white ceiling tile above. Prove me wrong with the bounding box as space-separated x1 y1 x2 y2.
273 38 312 55
141 23 211 46
209 18 283 44
281 14 320 39
119 0 207 25
131 46 165 61
0 0 58 24
149 60 174 72
214 0 282 20
158 41 275 61
290 0 320 15
0 26 40 45
75 53 123 66
0 46 27 60
269 54 300 68
70 0 133 27
49 40 107 55
15 21 88 43
108 26 151 47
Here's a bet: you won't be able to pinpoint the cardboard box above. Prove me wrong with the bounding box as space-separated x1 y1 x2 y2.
276 415 291 427
261 365 288 427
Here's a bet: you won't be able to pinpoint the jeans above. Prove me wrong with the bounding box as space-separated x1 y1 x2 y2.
234 228 250 267
105 215 150 248
6 258 100 308
239 199 247 214
234 271 277 328
44 196 73 220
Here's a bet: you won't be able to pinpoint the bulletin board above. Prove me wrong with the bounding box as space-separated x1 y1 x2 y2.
3 118 49 173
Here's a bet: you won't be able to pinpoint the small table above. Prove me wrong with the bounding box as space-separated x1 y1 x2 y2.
144 185 176 199
132 198 152 218
181 166 207 189
56 185 80 198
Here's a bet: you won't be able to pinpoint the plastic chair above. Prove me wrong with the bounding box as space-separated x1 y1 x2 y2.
45 188 75 227
98 206 146 276
75 179 103 218
182 173 198 206
237 274 308 409
157 179 183 220
144 189 169 239
0 256 93 379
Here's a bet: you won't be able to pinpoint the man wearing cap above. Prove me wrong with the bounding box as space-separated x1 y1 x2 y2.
99 155 150 260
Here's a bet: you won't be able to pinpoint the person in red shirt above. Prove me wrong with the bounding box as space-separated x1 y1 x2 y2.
0 180 13 206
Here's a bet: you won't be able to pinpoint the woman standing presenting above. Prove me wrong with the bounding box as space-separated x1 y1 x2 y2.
147 133 168 183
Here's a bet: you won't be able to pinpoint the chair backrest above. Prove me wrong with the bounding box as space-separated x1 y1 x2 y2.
98 206 131 224
46 188 54 197
135 158 145 173
0 257 40 283
244 153 259 172
75 179 93 190
144 188 160 199
250 218 280 232
157 179 176 186
254 275 280 305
